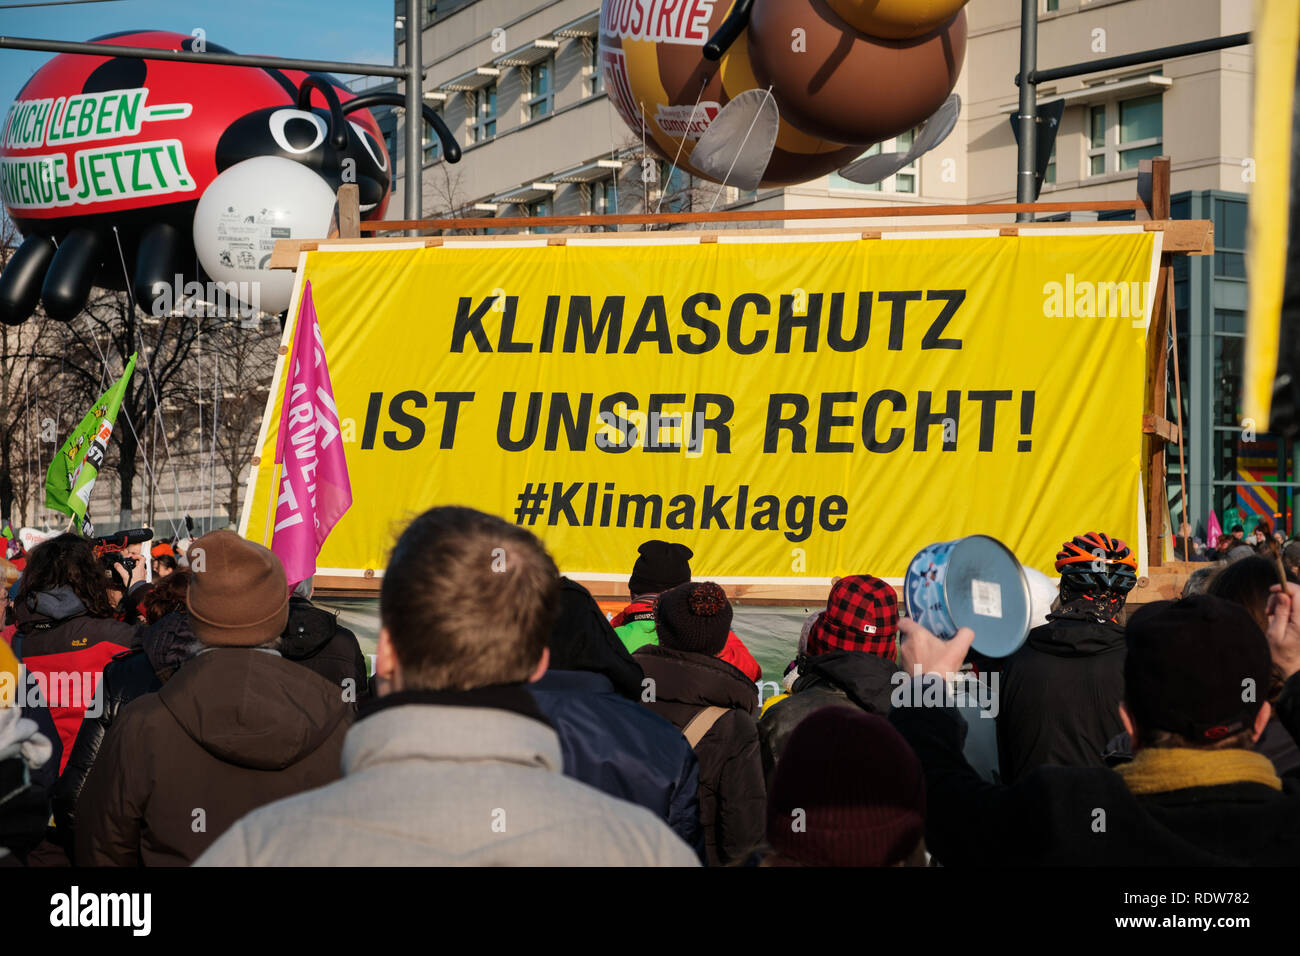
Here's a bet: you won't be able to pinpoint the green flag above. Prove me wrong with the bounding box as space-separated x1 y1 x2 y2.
45 353 137 535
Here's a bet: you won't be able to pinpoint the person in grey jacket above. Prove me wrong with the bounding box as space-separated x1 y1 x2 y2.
196 506 699 867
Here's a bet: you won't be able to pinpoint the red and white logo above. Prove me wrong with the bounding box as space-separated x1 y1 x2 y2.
601 0 718 45
654 102 720 140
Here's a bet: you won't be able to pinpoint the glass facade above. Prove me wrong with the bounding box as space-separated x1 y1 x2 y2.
1169 191 1290 538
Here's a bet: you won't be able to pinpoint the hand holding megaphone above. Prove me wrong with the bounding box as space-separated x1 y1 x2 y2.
899 617 976 680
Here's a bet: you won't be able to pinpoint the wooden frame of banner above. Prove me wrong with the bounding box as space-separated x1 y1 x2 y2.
293 164 1210 605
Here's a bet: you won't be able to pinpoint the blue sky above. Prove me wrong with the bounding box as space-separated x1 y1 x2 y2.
0 0 396 109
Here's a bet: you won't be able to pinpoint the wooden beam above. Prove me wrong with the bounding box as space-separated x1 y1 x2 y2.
335 184 361 239
1142 413 1179 442
313 573 1190 607
363 199 1145 233
270 218 1213 268
1144 156 1174 566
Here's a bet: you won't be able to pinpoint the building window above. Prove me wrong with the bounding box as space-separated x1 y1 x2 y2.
585 178 616 231
657 162 692 212
1087 104 1106 175
1086 93 1163 177
589 178 615 216
828 130 919 193
1042 0 1059 12
528 197 552 234
526 59 554 121
1118 94 1163 168
470 86 497 142
1215 196 1246 279
423 112 442 164
584 39 604 97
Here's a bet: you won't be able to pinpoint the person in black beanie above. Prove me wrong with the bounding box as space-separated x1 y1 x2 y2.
529 578 704 856
611 541 761 681
629 540 693 597
634 582 765 865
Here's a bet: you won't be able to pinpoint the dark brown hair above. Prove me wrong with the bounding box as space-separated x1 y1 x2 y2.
17 533 115 619
1207 555 1277 633
380 506 559 691
1206 555 1287 702
142 569 192 623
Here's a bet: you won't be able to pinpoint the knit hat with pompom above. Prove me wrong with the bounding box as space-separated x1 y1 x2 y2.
655 581 733 656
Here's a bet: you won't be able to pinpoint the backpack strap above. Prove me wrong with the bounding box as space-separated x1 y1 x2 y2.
681 705 729 749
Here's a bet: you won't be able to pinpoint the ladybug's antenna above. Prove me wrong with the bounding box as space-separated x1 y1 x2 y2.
296 73 350 152
343 92 462 164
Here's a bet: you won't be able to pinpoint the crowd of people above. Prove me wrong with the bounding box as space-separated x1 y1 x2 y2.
2 508 1300 866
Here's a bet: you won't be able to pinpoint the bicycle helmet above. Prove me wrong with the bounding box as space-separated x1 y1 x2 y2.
1055 532 1138 593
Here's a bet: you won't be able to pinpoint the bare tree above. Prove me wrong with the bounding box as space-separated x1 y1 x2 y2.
165 318 278 526
1 220 71 528
24 287 212 531
0 320 62 528
610 135 715 229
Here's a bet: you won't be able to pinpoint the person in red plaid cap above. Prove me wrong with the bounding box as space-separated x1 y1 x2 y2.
757 574 903 789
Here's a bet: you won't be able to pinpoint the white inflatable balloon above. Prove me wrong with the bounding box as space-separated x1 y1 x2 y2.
192 156 337 315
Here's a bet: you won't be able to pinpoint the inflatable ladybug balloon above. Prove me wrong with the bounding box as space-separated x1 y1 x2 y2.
0 30 460 325
599 0 968 190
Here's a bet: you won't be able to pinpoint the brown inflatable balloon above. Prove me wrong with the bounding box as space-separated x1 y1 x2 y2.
747 0 967 147
600 0 866 187
826 0 970 40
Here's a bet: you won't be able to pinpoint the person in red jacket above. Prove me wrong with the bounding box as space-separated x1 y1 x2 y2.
611 540 761 682
12 534 138 774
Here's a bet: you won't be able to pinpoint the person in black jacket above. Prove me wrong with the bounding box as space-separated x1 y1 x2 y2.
280 577 369 707
51 571 200 857
892 590 1300 865
758 574 902 790
1104 555 1300 776
995 532 1137 782
635 582 764 867
529 578 703 856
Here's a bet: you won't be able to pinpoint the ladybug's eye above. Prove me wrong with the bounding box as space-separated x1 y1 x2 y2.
269 109 327 154
349 122 387 172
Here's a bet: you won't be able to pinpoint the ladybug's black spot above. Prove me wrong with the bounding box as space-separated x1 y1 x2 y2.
83 58 146 94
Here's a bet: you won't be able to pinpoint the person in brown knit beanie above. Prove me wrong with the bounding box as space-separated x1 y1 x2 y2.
654 581 733 656
765 706 926 866
75 530 350 867
186 530 289 646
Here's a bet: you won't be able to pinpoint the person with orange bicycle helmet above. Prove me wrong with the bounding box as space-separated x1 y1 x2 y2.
1053 532 1138 624
996 532 1140 782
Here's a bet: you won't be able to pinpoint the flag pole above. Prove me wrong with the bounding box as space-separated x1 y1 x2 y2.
263 462 278 547
264 281 307 549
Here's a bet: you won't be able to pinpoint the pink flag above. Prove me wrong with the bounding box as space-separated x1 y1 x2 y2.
1207 509 1222 550
270 281 352 587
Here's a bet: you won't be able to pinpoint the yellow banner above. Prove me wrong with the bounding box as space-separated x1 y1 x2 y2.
1243 0 1300 429
241 231 1160 581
